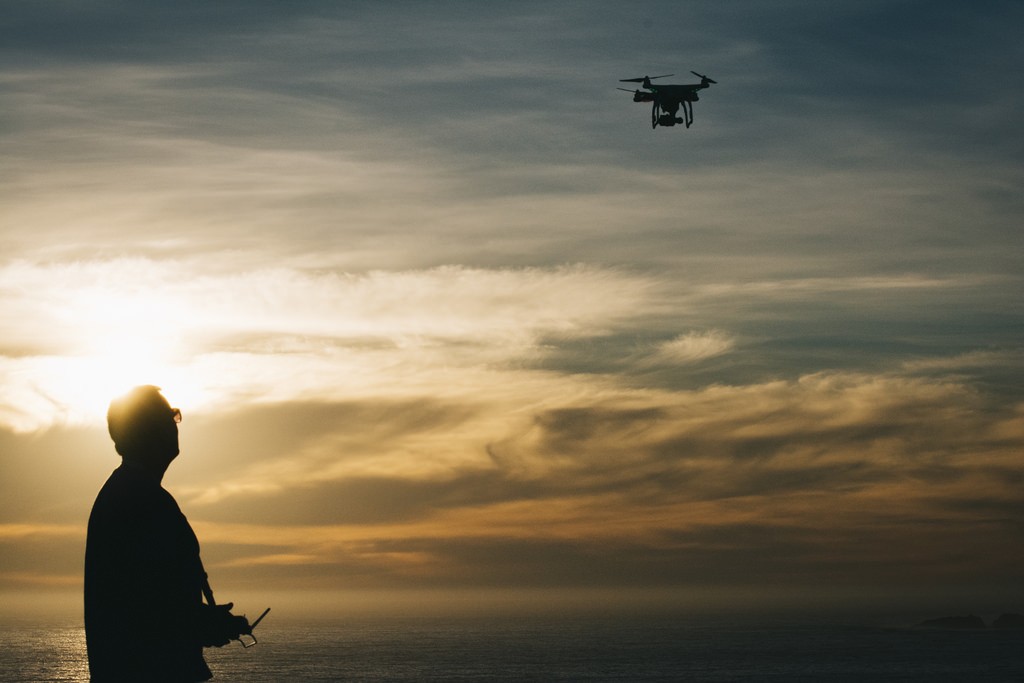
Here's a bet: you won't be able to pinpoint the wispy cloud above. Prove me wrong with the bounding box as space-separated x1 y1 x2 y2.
0 523 81 540
0 259 656 430
156 366 1024 592
0 572 81 588
24 401 1024 590
645 330 736 365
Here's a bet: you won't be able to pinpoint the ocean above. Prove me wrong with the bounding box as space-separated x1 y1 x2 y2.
1 612 1021 682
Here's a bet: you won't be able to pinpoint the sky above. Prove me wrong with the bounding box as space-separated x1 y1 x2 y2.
1 0 1023 619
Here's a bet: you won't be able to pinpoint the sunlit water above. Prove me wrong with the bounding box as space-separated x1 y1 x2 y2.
2 614 1022 682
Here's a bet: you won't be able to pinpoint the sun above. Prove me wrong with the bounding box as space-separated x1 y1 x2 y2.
59 340 179 414
21 283 206 429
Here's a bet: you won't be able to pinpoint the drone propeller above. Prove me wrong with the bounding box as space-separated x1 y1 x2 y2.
618 87 656 103
690 71 717 84
619 74 673 83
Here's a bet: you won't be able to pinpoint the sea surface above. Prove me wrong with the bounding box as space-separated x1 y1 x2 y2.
1 612 1021 682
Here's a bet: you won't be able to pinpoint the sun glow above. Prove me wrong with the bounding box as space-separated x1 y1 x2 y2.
1 279 208 431
42 346 180 421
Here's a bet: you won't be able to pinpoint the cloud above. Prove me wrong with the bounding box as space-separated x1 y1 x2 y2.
121 365 1020 593
0 572 81 588
0 258 657 431
901 349 1024 373
485 371 1003 491
0 524 81 540
645 330 735 365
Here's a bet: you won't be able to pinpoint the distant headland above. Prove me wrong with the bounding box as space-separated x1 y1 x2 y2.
914 613 1024 630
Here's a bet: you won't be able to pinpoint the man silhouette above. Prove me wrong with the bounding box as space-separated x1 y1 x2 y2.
85 385 248 682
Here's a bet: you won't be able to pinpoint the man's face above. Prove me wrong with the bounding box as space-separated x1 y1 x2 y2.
140 401 180 465
156 405 181 462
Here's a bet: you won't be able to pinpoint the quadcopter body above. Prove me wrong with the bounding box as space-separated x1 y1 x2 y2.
618 71 717 129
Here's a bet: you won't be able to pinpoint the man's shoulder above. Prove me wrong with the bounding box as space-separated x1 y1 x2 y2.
90 466 180 518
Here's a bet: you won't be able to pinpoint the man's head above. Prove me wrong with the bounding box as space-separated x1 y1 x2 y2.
107 385 181 467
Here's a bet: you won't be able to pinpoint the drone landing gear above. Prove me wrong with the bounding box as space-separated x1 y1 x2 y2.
681 100 693 128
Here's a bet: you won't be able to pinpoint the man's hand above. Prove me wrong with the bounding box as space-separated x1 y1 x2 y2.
198 602 251 648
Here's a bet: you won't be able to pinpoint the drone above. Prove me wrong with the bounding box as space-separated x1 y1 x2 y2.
618 71 717 129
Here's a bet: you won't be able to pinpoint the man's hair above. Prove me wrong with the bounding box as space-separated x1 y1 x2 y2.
107 385 172 457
